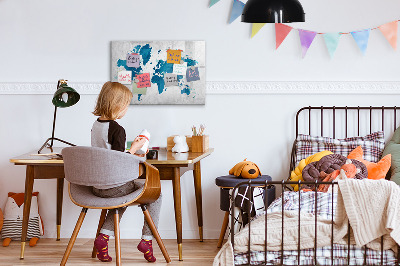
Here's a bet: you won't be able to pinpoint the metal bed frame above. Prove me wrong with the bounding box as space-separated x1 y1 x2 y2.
230 106 400 266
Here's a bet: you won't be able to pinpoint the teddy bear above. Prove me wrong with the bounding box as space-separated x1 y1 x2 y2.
229 159 261 179
1 192 44 247
172 135 189 153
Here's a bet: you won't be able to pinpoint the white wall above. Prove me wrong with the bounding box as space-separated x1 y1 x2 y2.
1 0 400 239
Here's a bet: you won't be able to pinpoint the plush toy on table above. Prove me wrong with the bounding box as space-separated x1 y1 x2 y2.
229 159 261 179
1 192 44 247
172 135 189 153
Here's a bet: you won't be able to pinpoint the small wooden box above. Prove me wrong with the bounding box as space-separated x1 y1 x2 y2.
191 135 209 153
167 135 192 151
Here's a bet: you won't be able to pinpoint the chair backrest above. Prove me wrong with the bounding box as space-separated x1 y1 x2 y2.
62 146 145 187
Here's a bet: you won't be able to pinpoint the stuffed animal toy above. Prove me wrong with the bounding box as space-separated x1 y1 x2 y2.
229 159 261 179
1 192 44 247
172 135 189 153
348 146 391 180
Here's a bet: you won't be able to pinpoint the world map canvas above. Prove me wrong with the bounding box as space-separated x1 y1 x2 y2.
111 41 205 105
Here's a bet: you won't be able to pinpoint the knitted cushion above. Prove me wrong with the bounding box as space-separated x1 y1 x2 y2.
295 131 385 167
302 154 368 183
381 126 400 183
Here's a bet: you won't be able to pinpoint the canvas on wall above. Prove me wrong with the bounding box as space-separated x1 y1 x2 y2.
111 41 205 105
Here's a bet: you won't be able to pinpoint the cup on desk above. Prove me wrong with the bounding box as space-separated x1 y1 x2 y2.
146 150 158 160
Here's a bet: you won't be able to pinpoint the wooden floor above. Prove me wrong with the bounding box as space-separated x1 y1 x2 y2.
0 239 221 265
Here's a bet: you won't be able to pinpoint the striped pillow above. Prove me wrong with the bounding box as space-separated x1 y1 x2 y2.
1 217 41 240
294 131 385 166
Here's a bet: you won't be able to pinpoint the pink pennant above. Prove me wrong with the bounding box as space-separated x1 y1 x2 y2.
275 24 293 49
378 21 398 50
298 29 317 58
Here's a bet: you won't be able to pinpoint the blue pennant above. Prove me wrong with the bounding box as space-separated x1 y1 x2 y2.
229 0 245 23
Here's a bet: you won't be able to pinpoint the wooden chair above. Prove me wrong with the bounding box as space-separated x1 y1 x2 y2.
60 146 171 265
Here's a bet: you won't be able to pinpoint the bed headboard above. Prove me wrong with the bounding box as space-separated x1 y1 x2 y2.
290 106 400 179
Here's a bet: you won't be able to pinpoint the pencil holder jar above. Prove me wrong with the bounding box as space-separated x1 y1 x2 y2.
191 135 209 152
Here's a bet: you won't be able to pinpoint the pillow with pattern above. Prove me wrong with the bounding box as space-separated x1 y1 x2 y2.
294 131 385 167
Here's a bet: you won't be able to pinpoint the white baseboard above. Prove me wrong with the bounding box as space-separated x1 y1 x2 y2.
1 81 400 95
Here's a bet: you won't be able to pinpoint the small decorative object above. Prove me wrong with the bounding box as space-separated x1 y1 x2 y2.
229 159 261 179
2 192 44 247
111 41 205 105
38 79 80 154
135 129 150 155
167 135 192 151
172 135 189 153
146 150 158 160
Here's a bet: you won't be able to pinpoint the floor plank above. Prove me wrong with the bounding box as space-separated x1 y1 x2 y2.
0 239 221 265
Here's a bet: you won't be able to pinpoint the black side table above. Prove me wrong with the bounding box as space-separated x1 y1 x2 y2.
215 175 275 248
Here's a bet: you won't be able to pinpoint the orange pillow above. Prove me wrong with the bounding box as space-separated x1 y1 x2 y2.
347 146 391 180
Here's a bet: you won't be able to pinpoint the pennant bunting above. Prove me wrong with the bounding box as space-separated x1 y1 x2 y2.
298 30 317 58
251 23 266 38
378 21 398 50
351 29 370 55
229 0 245 24
275 23 293 49
209 0 220 7
323 33 341 58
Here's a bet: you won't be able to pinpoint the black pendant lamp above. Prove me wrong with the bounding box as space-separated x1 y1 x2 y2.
242 0 305 23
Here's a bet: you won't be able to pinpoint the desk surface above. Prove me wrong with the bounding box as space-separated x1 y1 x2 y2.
10 147 214 165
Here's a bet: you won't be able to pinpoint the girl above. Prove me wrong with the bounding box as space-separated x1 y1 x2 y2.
91 81 162 263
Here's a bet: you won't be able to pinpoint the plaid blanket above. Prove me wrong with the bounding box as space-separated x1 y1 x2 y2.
234 191 397 265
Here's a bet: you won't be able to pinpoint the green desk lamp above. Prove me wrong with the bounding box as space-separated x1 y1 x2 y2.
38 79 80 154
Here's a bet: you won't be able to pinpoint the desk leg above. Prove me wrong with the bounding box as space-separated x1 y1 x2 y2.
172 167 183 261
193 161 203 242
56 178 64 241
20 165 34 259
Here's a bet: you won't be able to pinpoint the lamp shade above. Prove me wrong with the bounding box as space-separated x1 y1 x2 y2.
52 84 80 108
241 0 305 23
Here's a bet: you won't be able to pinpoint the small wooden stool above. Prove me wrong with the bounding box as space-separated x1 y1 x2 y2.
215 175 275 248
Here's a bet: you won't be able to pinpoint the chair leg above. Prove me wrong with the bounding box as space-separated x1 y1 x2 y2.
60 208 88 266
141 205 171 263
91 209 108 258
217 211 230 248
114 209 121 266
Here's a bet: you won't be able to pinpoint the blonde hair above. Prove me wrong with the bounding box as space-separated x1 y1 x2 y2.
93 82 133 120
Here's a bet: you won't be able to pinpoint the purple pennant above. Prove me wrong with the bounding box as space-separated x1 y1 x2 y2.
298 29 317 58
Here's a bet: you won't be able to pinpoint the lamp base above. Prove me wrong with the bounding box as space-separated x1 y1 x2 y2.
38 137 76 154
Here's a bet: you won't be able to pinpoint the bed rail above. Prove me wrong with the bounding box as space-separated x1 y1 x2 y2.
230 180 400 266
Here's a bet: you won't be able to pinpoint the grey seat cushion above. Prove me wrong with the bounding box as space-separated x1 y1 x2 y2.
69 180 145 208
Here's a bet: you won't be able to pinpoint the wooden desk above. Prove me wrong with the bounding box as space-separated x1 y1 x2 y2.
9 148 64 259
10 147 213 261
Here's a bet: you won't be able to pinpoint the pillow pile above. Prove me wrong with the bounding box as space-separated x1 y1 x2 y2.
295 131 385 166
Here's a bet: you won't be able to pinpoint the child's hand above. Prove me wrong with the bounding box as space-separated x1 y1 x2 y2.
129 137 147 155
134 148 149 157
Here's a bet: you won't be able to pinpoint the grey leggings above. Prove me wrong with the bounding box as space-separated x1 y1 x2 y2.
92 180 162 240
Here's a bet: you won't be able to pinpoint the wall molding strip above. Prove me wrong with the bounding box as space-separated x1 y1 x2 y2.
0 81 399 95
